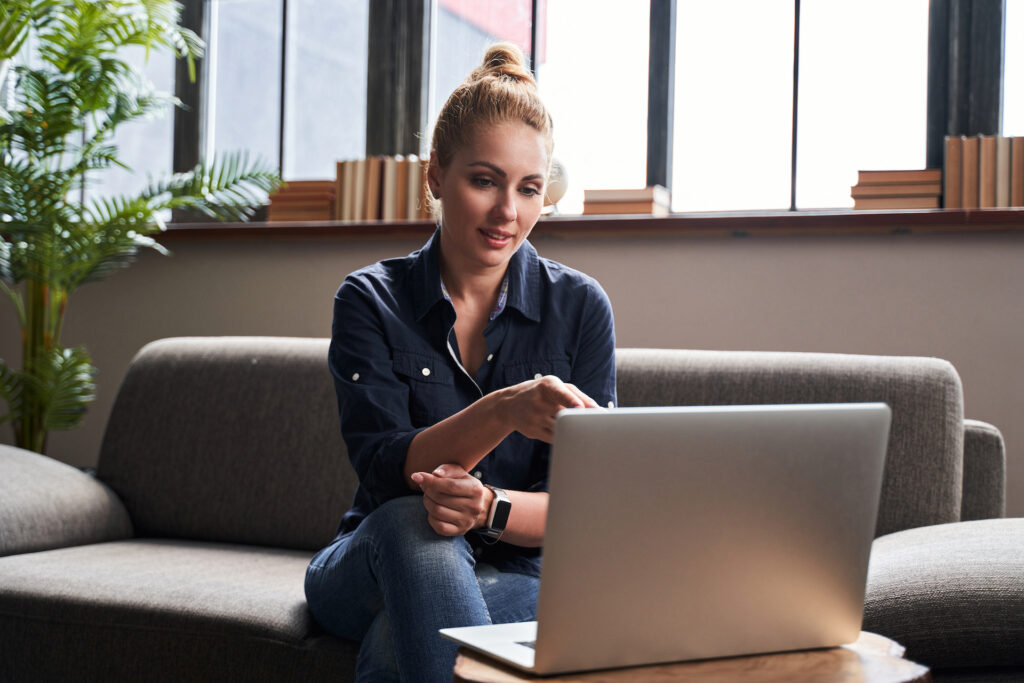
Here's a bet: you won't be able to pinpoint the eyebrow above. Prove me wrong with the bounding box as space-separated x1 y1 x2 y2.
468 161 544 183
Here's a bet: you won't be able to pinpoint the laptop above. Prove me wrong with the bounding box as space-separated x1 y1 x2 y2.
440 402 891 675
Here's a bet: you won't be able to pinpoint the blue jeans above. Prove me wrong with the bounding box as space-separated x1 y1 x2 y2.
305 496 539 683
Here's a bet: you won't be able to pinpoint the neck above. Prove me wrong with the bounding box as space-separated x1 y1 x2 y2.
438 236 508 301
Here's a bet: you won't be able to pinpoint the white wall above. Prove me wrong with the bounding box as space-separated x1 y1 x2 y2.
2 229 1022 516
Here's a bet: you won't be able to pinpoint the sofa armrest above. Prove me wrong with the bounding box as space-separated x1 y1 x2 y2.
961 419 1006 520
0 444 133 557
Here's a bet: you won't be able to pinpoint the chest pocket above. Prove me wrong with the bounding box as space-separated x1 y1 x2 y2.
393 350 457 425
502 358 573 387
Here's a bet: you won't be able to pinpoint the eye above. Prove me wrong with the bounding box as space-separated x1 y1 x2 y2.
520 186 541 197
472 176 495 188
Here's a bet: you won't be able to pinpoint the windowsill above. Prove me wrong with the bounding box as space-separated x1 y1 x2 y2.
158 207 1024 242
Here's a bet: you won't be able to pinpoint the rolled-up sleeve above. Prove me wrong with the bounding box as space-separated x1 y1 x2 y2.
329 277 425 507
572 279 617 409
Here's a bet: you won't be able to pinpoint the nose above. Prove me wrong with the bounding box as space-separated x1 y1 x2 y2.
492 189 517 223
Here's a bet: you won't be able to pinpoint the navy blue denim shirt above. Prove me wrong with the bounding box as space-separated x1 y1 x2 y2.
328 228 616 577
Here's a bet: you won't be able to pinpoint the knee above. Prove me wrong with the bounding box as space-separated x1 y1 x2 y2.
362 495 472 569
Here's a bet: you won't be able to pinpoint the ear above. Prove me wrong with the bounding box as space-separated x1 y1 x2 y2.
427 152 443 199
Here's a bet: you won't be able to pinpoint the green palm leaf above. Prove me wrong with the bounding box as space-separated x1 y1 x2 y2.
146 151 281 222
2 0 277 453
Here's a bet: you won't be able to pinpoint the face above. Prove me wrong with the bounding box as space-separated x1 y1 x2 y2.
429 121 548 276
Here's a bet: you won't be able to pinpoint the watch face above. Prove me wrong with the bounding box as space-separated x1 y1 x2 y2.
491 497 511 531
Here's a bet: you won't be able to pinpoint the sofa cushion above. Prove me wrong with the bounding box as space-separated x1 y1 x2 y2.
864 519 1024 670
0 445 132 557
0 539 356 681
615 348 964 537
97 337 356 551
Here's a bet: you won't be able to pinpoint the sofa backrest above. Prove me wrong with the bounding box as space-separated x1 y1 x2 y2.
97 337 354 551
97 339 965 550
615 348 965 537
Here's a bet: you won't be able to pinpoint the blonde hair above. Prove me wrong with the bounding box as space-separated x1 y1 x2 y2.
428 42 554 218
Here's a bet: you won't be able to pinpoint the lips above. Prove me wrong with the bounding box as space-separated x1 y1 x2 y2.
479 228 514 246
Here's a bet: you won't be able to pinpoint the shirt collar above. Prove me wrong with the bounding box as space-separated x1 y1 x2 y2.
411 227 542 323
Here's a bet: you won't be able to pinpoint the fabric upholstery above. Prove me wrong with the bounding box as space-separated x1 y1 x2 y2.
864 519 1024 670
97 337 356 551
961 420 1006 521
0 539 357 682
0 444 132 557
614 348 965 537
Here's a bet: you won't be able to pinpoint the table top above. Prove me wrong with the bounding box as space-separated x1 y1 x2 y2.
453 631 931 683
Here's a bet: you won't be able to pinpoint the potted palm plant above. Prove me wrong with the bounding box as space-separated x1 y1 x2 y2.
0 1 281 454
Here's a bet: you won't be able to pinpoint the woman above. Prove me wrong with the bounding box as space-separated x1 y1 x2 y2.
305 43 616 682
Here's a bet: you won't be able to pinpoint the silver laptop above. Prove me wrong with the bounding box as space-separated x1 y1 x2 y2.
440 403 891 675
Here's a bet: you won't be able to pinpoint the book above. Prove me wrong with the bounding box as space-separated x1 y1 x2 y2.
1013 137 1024 207
943 136 962 209
996 136 1011 208
348 159 361 220
856 169 942 185
978 135 996 208
961 136 980 209
364 156 383 221
381 156 399 220
353 159 367 220
406 155 422 220
852 195 941 210
395 155 409 220
583 185 670 206
583 200 670 216
334 161 346 220
851 182 941 198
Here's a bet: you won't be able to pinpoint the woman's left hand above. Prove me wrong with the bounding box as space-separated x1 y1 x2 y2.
411 464 495 536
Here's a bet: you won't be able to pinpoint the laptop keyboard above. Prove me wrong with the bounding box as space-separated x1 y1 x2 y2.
516 640 536 650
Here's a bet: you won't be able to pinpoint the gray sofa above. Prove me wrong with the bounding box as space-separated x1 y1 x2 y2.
0 337 1020 681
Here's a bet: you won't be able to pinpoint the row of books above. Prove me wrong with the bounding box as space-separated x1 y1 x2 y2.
850 169 942 210
582 185 671 216
944 135 1024 209
267 155 432 223
335 155 431 222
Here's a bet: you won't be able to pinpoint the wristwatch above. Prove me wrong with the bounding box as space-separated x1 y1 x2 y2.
481 486 511 540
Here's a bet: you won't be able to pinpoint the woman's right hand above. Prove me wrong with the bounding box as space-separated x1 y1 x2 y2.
497 375 601 442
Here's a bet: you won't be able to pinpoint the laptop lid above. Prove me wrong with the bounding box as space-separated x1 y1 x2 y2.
529 403 891 674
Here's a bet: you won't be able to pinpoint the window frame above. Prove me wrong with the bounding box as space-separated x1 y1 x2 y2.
171 0 1008 221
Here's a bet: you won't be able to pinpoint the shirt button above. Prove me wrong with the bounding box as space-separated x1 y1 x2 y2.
351 372 360 381
421 367 431 377
534 373 543 380
473 471 483 479
487 354 494 362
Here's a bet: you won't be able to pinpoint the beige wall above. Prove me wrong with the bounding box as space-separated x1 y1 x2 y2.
2 229 1022 516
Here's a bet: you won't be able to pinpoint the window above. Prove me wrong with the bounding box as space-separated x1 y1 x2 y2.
672 0 793 212
170 0 1006 218
538 0 650 215
206 0 283 168
431 0 535 124
1004 0 1024 135
796 0 928 208
283 0 369 178
92 47 176 200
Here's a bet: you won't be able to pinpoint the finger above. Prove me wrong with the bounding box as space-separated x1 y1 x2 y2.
564 383 601 409
419 472 482 499
539 377 585 408
424 500 475 535
428 516 465 537
431 463 469 479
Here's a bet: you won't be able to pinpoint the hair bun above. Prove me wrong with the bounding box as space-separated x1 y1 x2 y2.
473 42 535 85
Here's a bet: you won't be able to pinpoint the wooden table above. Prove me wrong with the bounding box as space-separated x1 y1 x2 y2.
453 631 930 682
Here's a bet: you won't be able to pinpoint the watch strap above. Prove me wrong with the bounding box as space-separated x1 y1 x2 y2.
482 486 511 539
